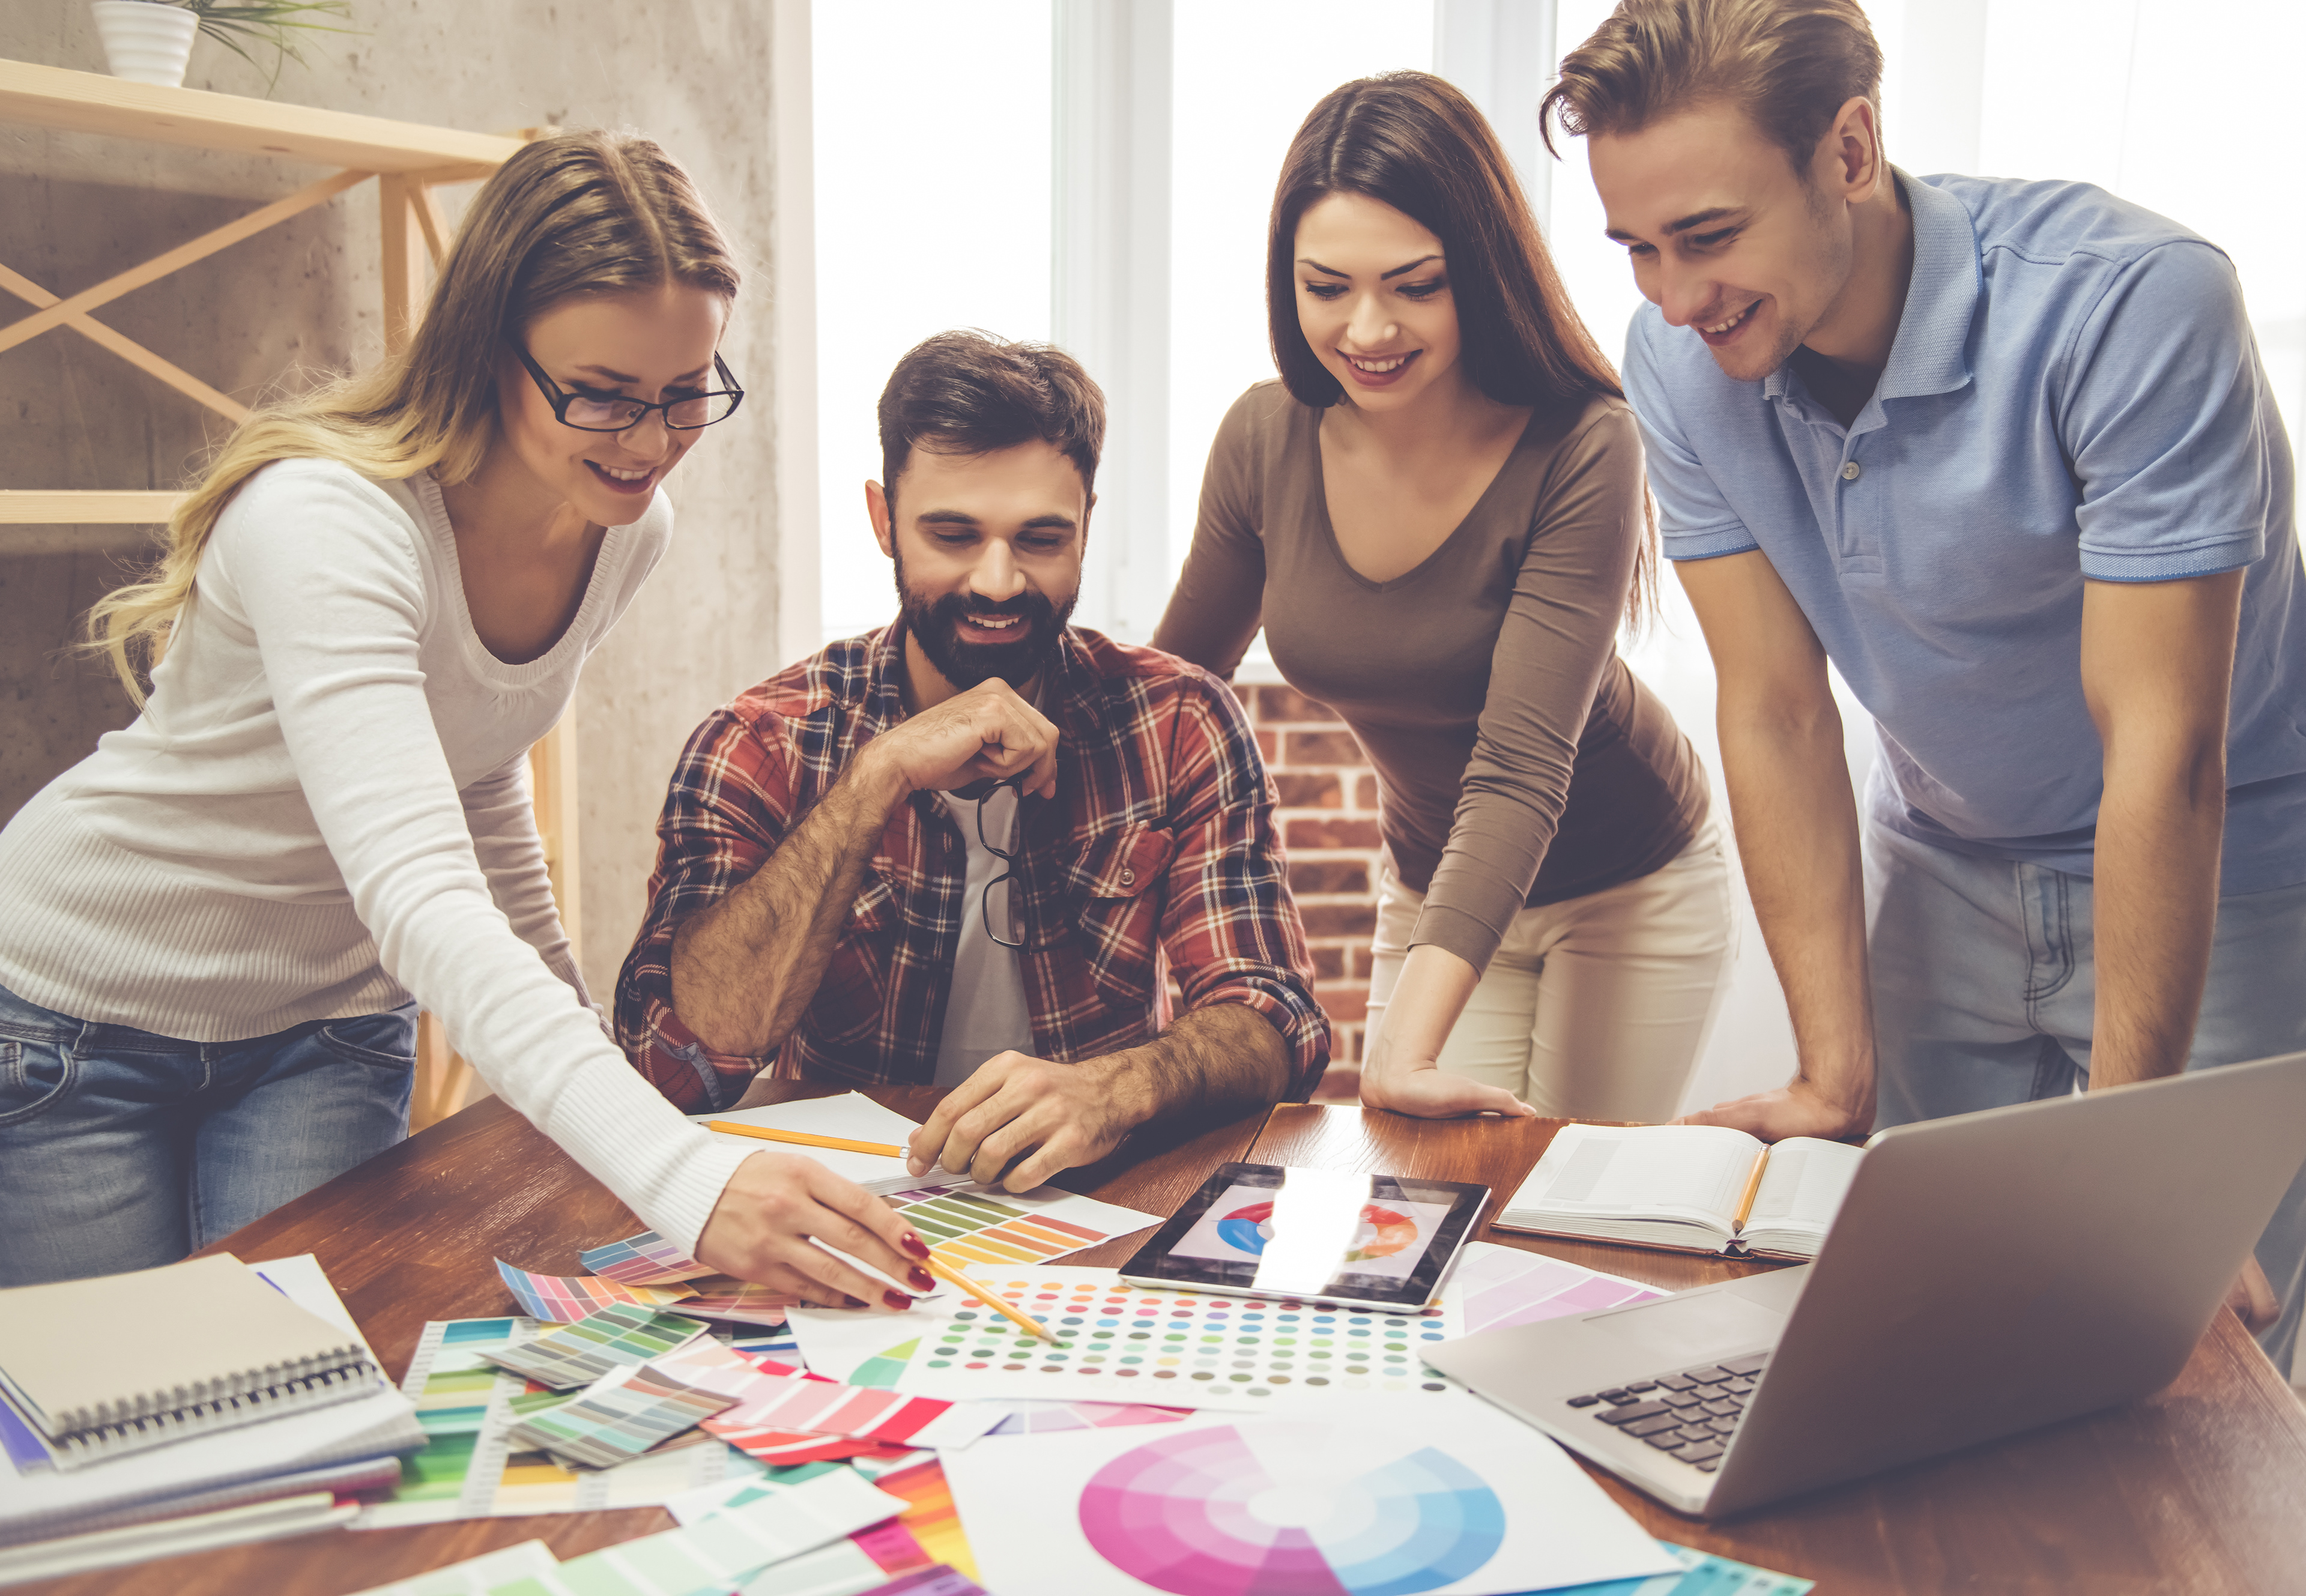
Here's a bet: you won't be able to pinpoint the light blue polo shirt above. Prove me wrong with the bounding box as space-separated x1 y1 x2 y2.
1624 169 2306 894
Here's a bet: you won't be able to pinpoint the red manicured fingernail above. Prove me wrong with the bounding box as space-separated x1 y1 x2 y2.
883 1290 913 1310
901 1233 931 1260
909 1266 936 1292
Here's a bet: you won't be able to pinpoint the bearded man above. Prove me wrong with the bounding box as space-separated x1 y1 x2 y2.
616 330 1326 1189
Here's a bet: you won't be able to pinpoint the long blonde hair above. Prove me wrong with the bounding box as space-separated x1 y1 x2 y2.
87 130 741 700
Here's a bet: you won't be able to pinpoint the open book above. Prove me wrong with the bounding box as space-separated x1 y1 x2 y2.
1495 1125 1867 1260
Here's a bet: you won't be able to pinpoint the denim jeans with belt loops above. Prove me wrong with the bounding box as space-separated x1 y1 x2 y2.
0 979 416 1288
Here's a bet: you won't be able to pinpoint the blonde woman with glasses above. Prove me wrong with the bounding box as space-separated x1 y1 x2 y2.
0 133 936 1308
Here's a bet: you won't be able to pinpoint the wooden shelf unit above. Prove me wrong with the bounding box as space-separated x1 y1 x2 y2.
2 58 566 1127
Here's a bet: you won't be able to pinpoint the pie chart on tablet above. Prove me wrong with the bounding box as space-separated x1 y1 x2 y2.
1214 1202 1420 1262
1079 1422 1504 1595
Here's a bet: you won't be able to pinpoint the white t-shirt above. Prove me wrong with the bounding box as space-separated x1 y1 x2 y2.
0 459 752 1254
931 785 1033 1085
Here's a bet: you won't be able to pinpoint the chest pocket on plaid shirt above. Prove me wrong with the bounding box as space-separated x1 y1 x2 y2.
1065 822 1176 1011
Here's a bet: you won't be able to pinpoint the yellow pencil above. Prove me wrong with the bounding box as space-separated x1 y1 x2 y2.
919 1253 1059 1343
1731 1148 1770 1233
704 1122 907 1158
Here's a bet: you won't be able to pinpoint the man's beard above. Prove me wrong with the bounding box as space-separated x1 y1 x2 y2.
895 551 1076 691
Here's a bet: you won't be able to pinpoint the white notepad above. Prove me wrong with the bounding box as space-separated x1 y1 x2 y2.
0 1254 381 1468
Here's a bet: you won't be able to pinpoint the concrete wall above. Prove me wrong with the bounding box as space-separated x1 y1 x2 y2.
0 1 795 1003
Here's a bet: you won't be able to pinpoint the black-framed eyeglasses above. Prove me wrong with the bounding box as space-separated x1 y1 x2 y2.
509 340 746 432
974 772 1029 950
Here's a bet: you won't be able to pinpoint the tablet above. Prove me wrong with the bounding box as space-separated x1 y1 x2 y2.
1118 1162 1490 1311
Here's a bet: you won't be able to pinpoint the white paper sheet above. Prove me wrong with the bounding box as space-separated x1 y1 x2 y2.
943 1397 1681 1596
692 1093 928 1189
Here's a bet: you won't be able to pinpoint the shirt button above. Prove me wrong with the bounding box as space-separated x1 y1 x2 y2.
1119 866 1135 886
1840 461 1862 481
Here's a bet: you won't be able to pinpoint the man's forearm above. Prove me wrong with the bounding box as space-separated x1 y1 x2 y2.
1102 1004 1293 1127
2087 755 2224 1089
671 752 907 1056
1719 701 1878 1121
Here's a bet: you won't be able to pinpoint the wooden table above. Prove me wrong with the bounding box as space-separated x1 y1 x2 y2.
23 1088 2306 1595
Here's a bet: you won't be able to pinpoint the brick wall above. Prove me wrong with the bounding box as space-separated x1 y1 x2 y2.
1238 683 1384 1102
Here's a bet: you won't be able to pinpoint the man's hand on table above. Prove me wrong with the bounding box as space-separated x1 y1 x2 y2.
695 1149 938 1310
1677 1077 1873 1142
905 1052 1142 1189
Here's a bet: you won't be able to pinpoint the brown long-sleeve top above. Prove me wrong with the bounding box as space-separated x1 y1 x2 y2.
1152 381 1709 975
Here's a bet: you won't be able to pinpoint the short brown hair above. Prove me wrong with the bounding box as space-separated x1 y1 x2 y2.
876 330 1104 510
1541 0 1883 175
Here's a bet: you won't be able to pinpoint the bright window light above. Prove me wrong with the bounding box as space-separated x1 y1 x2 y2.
812 1 1054 647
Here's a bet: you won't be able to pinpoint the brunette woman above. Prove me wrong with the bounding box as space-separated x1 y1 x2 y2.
0 133 931 1305
1154 73 1732 1121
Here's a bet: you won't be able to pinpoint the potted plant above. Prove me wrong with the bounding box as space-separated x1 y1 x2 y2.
91 0 355 91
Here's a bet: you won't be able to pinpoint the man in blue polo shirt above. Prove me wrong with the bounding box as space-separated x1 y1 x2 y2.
1548 0 2306 1371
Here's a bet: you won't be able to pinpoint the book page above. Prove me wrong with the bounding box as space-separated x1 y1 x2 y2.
1743 1138 1866 1247
1506 1125 1766 1232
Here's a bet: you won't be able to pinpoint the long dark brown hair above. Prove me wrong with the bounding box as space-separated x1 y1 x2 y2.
1266 71 1656 621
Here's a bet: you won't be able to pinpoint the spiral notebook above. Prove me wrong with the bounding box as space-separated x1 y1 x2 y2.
0 1253 382 1469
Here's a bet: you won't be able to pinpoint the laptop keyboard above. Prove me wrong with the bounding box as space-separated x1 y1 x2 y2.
1565 1352 1770 1472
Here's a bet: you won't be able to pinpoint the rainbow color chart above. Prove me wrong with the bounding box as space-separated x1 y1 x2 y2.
1080 1423 1505 1596
883 1186 1120 1268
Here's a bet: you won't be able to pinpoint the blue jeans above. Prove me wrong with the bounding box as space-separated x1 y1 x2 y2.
1865 822 2306 1377
0 981 416 1288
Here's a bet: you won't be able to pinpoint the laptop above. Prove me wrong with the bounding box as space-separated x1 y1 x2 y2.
1422 1051 2306 1517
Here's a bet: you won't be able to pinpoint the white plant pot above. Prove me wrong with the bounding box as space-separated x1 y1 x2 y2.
90 1 200 88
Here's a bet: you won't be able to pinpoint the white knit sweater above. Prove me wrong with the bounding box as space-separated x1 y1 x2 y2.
0 459 752 1254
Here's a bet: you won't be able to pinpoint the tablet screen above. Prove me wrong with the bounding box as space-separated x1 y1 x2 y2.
1120 1164 1490 1309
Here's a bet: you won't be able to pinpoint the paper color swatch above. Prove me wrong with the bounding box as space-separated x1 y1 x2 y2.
480 1468 907 1596
732 1520 936 1596
670 1280 799 1328
355 1318 765 1528
879 1182 1160 1270
1554 1542 1817 1595
578 1230 722 1286
867 1458 977 1580
703 1361 1004 1454
483 1303 709 1390
494 1260 699 1324
1445 1242 1665 1337
855 1568 986 1596
506 1362 740 1471
986 1400 1194 1436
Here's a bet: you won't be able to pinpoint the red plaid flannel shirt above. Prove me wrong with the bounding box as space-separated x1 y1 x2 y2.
614 623 1328 1108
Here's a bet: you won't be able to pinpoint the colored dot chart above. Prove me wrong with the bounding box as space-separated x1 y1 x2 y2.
889 1266 1466 1408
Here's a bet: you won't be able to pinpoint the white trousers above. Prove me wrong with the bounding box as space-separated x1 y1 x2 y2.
1365 818 1734 1121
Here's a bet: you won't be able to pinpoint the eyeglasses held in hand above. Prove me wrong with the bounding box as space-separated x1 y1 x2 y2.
510 340 746 432
976 772 1028 951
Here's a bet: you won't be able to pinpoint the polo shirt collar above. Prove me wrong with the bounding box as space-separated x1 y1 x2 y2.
1763 167 1981 406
